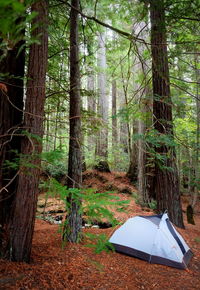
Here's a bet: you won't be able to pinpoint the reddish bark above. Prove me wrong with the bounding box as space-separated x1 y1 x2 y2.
0 39 25 257
64 0 82 243
150 0 184 228
7 0 48 262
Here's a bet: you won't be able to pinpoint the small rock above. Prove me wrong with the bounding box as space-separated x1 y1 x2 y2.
54 220 62 224
85 223 91 228
91 225 99 229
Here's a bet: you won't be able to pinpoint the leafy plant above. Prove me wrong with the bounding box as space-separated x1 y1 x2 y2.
148 199 157 210
132 192 142 206
84 233 115 254
42 150 67 181
39 178 129 252
81 189 129 226
194 237 200 243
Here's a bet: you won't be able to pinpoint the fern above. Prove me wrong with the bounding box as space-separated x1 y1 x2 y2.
39 178 130 252
84 233 115 254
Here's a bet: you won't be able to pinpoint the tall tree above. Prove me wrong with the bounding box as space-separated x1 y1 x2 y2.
192 54 200 208
87 66 96 153
149 0 184 228
112 79 117 151
119 93 129 154
0 39 25 258
4 0 48 262
131 21 154 204
95 32 110 172
63 0 82 243
111 33 118 161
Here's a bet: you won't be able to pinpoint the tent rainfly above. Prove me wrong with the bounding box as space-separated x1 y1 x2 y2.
109 213 193 269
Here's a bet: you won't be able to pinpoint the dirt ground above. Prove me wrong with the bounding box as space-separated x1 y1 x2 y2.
0 171 200 290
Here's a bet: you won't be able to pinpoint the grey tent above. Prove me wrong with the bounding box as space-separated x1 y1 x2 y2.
109 213 193 269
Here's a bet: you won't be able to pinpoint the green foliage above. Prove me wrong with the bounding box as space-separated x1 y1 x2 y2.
2 149 20 171
108 145 129 171
132 191 157 210
86 258 105 272
84 233 115 254
82 189 129 226
144 129 177 148
0 0 25 38
42 149 65 164
82 108 102 136
194 237 200 243
132 192 142 206
44 163 67 181
3 131 44 172
40 177 129 250
132 129 177 172
148 199 157 210
42 180 129 226
39 177 68 200
0 0 38 56
42 150 67 181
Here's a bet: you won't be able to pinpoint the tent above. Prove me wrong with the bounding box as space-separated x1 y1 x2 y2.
109 213 193 269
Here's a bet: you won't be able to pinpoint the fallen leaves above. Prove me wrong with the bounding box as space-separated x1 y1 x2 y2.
0 171 200 289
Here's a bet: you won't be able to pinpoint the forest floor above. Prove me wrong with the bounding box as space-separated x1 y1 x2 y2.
0 170 200 290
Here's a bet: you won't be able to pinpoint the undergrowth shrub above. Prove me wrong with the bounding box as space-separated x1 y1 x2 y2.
41 150 67 181
84 233 115 253
39 177 130 253
132 192 157 210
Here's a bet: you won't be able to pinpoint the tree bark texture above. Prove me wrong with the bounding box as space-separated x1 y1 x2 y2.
96 32 109 160
7 0 48 262
126 125 138 183
64 0 82 243
0 39 25 257
150 0 184 228
119 93 129 154
112 80 118 151
192 54 200 208
133 21 154 204
87 67 96 152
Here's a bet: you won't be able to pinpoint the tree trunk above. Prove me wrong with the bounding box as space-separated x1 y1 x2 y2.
112 79 118 156
132 21 154 204
6 0 48 262
126 122 138 183
63 0 82 243
87 66 96 153
53 99 60 150
119 93 129 154
95 32 110 171
111 32 118 158
45 104 51 152
150 0 184 228
137 91 155 204
0 39 25 257
191 54 200 208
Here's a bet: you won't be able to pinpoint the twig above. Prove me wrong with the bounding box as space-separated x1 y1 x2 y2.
0 170 19 196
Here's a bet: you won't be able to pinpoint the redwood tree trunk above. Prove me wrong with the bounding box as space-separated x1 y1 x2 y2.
150 0 184 228
7 0 48 262
63 0 82 243
0 39 25 257
191 54 200 208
